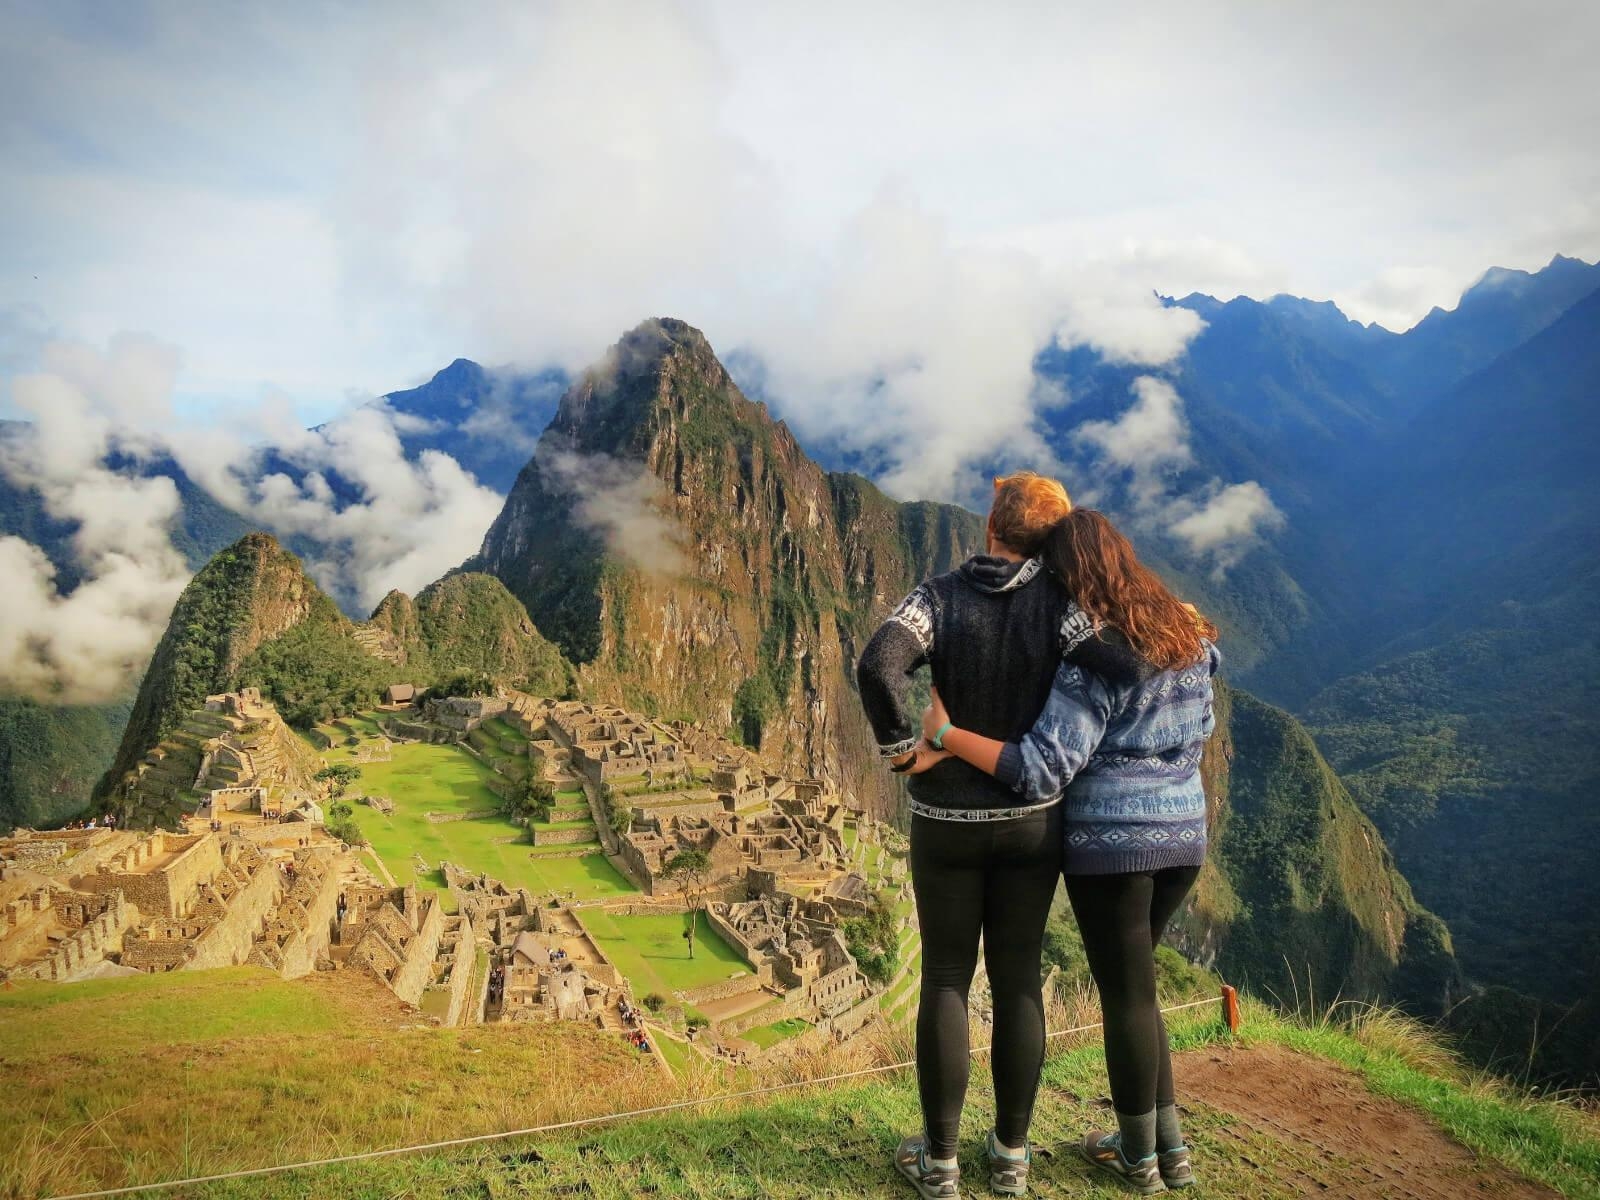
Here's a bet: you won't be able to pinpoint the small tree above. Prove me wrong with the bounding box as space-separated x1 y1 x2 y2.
662 849 713 961
508 775 556 824
314 764 363 799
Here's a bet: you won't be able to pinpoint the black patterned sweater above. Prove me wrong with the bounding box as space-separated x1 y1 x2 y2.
856 555 1075 813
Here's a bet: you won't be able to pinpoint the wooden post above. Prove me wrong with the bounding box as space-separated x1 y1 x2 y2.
1221 983 1241 1033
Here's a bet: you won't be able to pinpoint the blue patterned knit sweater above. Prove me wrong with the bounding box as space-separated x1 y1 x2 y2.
994 630 1221 875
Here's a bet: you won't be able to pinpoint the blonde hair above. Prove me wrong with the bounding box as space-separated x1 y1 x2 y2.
989 471 1073 555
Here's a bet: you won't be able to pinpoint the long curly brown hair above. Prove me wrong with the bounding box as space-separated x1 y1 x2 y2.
1041 509 1217 670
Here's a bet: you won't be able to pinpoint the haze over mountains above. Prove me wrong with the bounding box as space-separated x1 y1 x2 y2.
1 255 1597 1081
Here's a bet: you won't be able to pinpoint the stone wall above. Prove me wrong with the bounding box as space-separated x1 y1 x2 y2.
679 971 768 1007
79 832 223 919
426 912 477 1026
530 827 599 847
273 857 344 979
18 890 139 980
185 859 282 971
389 895 447 1006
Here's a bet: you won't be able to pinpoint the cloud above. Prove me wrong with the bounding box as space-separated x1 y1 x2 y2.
1076 376 1192 475
167 400 508 613
1073 375 1285 572
1168 481 1287 572
0 330 525 706
0 336 191 702
537 442 687 577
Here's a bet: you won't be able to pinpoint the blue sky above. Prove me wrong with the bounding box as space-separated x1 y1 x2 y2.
3 0 1597 436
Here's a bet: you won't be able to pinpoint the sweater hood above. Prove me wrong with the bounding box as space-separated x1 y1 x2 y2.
958 555 1044 594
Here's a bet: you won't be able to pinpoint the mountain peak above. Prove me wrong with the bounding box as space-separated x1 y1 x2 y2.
546 317 739 455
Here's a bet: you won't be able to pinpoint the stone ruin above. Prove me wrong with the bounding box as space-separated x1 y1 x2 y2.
0 826 353 983
710 885 874 1028
108 690 322 827
337 881 476 1021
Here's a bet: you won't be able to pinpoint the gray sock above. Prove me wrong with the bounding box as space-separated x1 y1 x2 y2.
1115 1109 1157 1162
1156 1103 1184 1153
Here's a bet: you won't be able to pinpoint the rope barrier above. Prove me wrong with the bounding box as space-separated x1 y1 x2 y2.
44 994 1228 1200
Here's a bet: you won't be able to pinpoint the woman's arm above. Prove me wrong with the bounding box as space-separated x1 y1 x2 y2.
857 585 936 767
920 688 1005 775
924 663 1113 802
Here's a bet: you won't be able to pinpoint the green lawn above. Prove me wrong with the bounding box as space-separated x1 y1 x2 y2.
741 1018 811 1049
313 716 635 901
582 910 752 996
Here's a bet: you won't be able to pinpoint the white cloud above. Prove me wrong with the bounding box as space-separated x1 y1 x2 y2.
0 336 190 702
1075 377 1192 475
1073 375 1285 571
537 442 687 577
1168 481 1287 572
167 399 508 613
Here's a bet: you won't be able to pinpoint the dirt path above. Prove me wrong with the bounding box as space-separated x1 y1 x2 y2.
1177 1043 1556 1199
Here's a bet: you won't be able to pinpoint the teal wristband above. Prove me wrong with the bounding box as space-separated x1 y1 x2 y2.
931 721 953 750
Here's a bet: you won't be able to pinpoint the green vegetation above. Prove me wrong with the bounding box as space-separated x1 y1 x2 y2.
509 774 557 824
240 599 390 726
840 892 898 987
97 532 311 798
1307 584 1600 1041
410 573 573 696
0 695 129 831
661 849 713 959
581 909 751 996
1194 683 1460 1017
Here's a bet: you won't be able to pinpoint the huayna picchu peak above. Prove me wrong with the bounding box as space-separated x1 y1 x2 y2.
473 318 983 816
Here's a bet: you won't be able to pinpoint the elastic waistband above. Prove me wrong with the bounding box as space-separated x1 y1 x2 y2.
909 795 1062 823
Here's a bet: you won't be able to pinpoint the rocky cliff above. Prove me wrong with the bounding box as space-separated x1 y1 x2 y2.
472 318 982 813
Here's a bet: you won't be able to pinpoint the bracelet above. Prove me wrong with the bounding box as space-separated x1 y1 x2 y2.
931 721 953 750
889 752 917 774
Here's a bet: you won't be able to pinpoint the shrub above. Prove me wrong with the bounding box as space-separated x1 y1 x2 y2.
326 815 364 846
642 993 665 1013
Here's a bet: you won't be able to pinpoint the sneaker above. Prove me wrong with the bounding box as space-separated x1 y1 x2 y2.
894 1134 961 1199
1078 1129 1164 1195
985 1129 1030 1196
1158 1146 1195 1189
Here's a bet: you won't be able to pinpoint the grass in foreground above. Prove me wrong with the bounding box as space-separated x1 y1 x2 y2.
0 968 661 1200
8 975 1599 1200
1255 1001 1600 1199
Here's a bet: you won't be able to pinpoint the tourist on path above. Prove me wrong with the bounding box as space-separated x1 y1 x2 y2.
916 509 1219 1195
858 471 1073 1200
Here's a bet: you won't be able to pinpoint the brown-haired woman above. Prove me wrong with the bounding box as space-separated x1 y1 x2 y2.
918 509 1220 1194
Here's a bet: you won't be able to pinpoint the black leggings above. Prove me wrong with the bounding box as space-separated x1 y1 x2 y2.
910 807 1062 1159
1066 865 1202 1115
